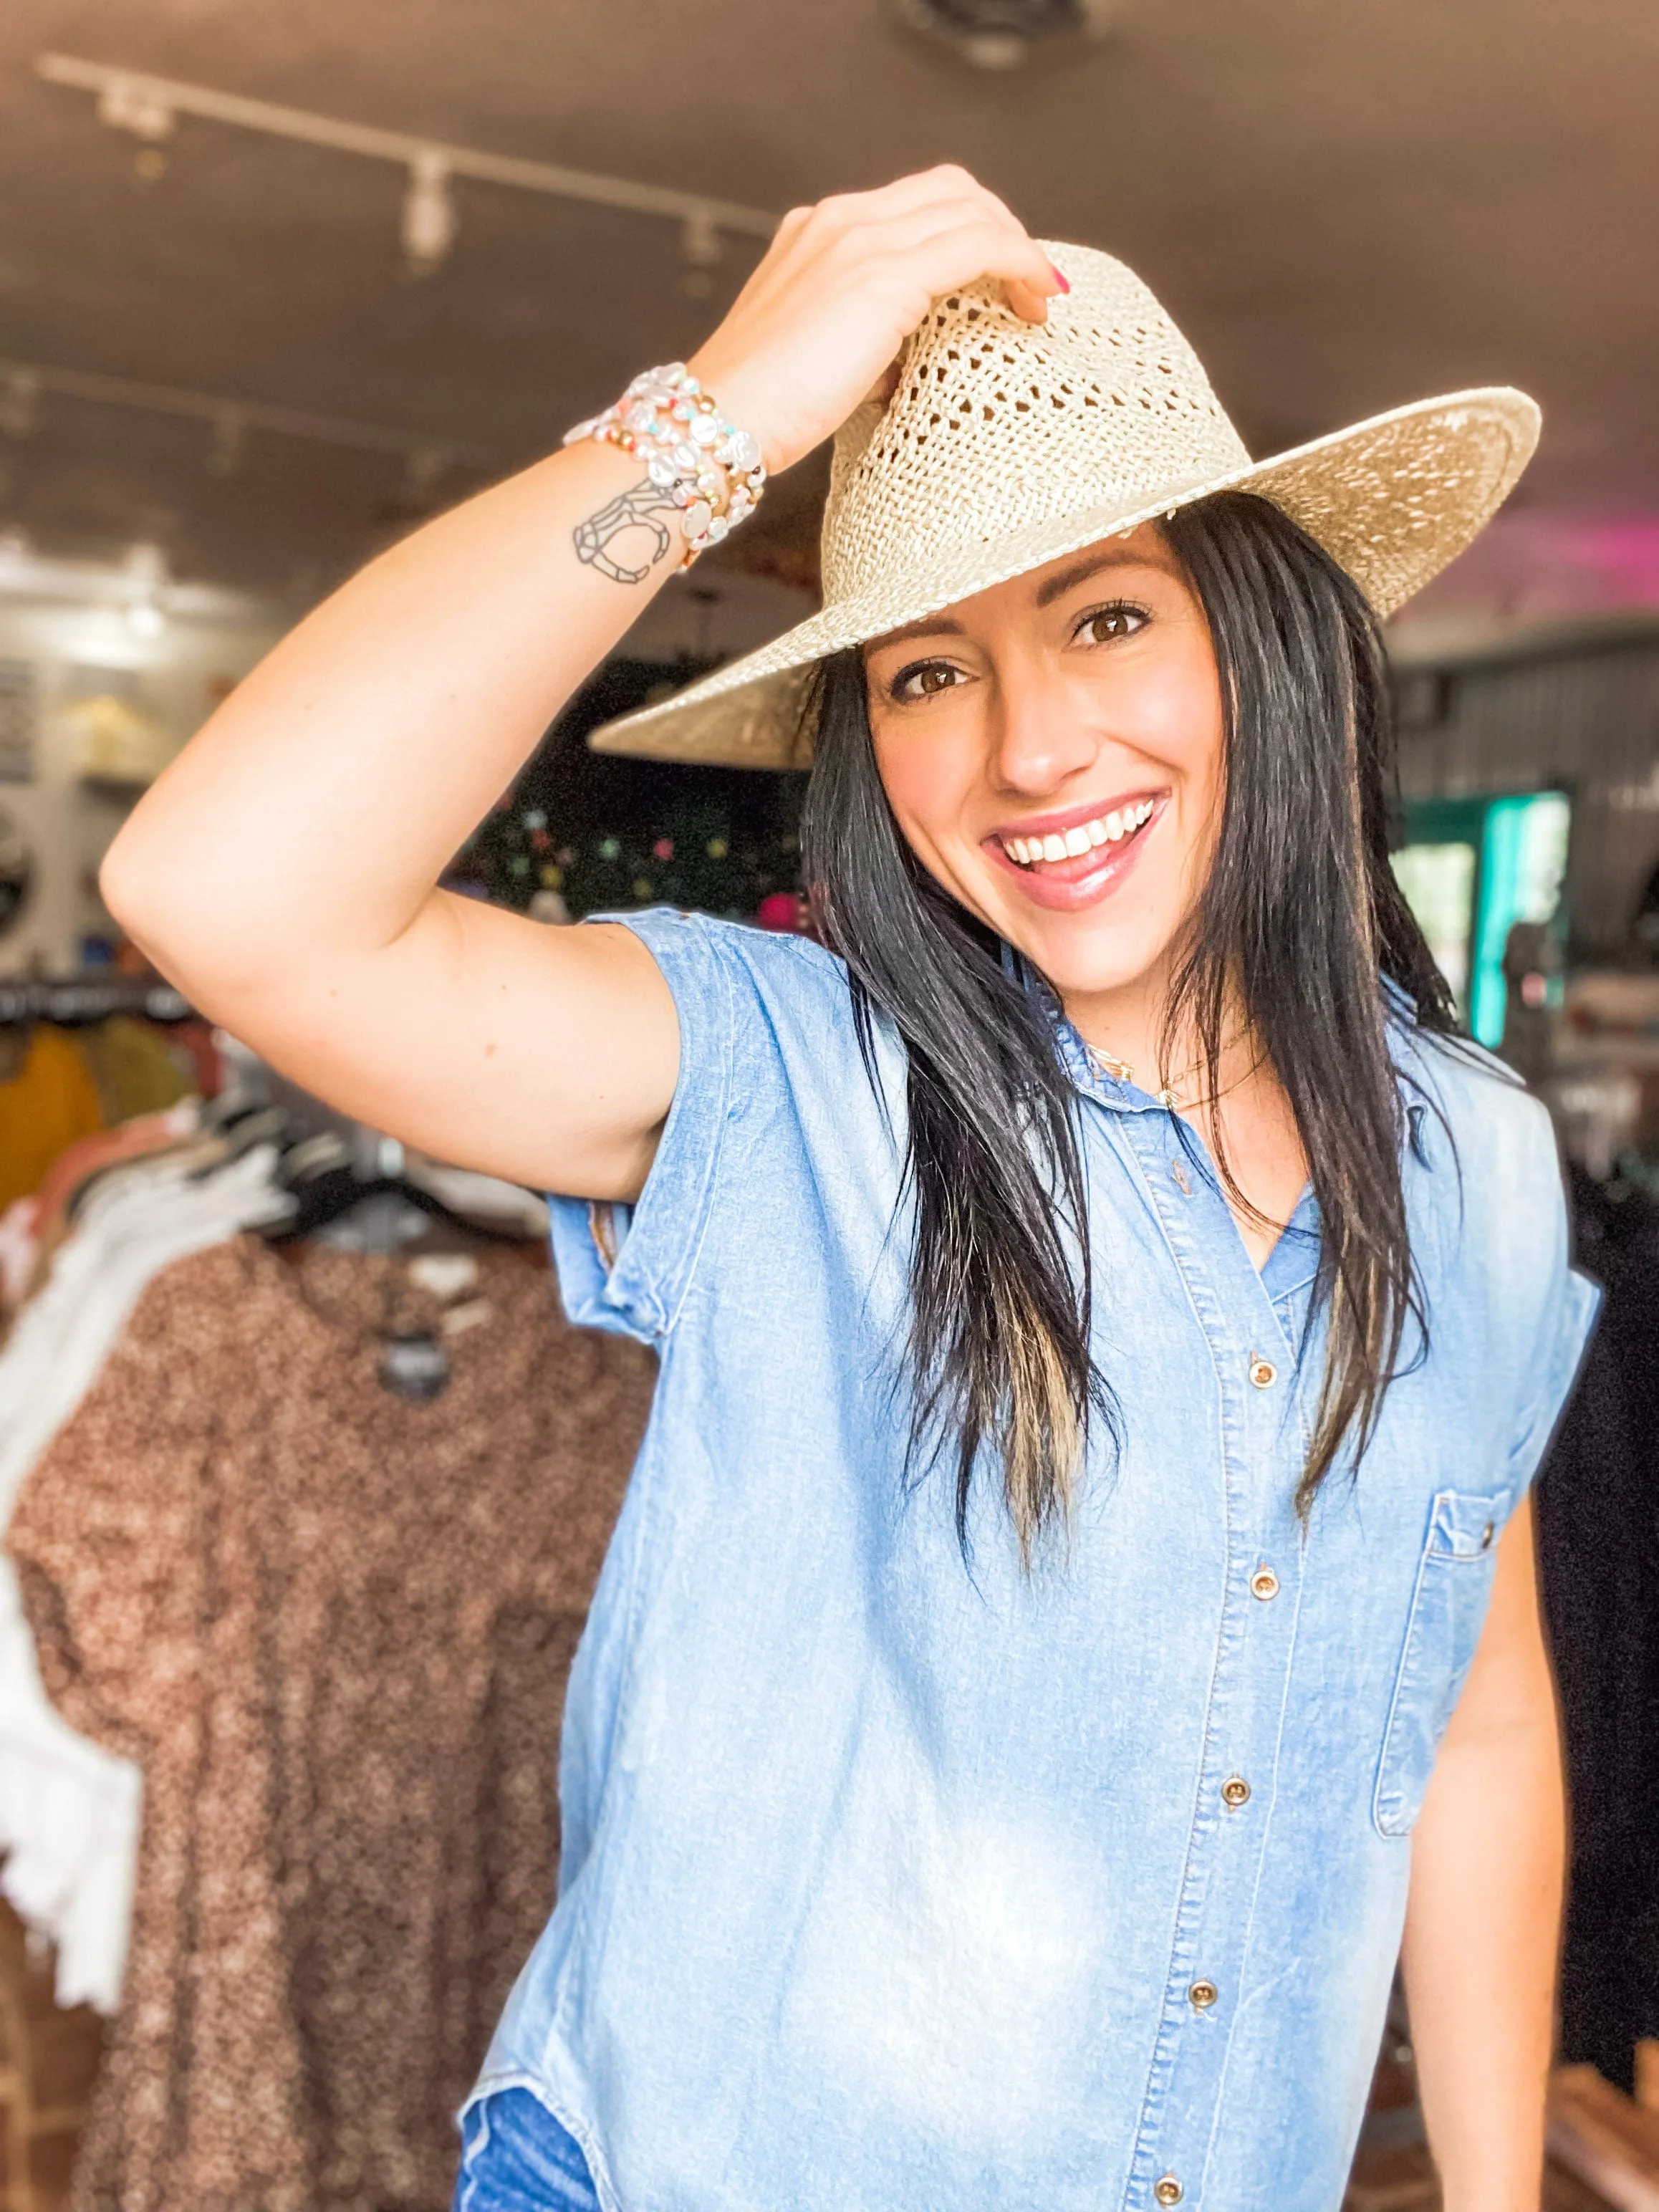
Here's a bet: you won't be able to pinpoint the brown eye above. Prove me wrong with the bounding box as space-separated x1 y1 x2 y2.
894 661 963 702
1078 604 1147 645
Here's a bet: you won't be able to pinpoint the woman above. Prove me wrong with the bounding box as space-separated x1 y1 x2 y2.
104 170 1595 2212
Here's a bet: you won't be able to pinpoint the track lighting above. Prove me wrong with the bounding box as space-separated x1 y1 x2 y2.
206 407 247 479
401 150 457 279
680 207 722 301
94 74 175 142
39 54 776 279
123 542 169 638
0 371 39 441
0 353 497 494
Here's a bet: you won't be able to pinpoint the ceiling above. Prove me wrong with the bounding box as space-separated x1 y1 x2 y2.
1 0 1656 620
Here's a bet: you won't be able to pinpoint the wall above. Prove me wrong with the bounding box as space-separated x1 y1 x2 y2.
0 582 289 976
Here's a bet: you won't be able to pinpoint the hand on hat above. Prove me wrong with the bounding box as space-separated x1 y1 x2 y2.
688 165 1064 481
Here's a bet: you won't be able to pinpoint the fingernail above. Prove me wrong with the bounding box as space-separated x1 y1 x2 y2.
1049 263 1070 293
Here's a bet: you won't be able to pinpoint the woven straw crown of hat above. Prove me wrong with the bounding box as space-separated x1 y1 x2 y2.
591 240 1539 769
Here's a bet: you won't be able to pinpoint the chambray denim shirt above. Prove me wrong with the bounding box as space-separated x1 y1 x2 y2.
475 908 1597 2212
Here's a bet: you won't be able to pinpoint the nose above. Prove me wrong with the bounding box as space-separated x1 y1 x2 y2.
986 664 1098 797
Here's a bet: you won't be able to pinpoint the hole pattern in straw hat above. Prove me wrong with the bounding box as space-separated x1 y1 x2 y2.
590 241 1539 767
822 255 1249 605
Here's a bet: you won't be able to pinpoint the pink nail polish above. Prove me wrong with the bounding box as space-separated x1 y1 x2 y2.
1050 264 1071 293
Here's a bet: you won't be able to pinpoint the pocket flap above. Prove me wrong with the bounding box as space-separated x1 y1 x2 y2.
1427 1489 1510 1562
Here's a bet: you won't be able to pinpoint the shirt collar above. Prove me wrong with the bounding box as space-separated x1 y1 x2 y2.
1051 1017 1170 1114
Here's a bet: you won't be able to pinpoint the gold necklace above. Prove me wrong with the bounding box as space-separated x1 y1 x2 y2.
1085 1041 1180 1109
1084 1036 1254 1113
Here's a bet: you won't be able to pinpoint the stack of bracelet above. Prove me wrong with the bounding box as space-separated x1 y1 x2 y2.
562 363 766 567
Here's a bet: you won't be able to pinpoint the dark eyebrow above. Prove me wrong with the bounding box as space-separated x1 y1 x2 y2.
1033 549 1149 608
866 614 968 653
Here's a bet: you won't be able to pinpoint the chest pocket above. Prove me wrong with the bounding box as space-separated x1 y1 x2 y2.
1372 1488 1509 1838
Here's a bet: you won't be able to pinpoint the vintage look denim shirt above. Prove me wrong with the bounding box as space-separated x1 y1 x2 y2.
474 910 1597 2212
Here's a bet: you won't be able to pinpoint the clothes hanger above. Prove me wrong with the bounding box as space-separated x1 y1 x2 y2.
260 1127 530 1252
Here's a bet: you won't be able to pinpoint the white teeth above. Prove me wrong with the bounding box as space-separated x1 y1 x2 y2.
1001 800 1158 868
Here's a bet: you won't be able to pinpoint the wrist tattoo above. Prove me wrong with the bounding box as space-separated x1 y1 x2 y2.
572 476 680 586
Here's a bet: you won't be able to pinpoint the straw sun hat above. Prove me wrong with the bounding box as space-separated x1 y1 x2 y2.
590 239 1539 770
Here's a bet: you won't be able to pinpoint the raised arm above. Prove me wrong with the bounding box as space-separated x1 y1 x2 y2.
100 168 1061 1200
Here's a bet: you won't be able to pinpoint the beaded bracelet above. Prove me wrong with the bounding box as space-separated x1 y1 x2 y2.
562 363 766 566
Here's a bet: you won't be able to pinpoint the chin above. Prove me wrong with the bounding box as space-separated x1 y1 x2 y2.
1004 911 1171 1001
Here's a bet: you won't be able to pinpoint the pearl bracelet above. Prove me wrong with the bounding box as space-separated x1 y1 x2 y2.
562 363 766 566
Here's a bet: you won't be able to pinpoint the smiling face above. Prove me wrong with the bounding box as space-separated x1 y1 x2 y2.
862 524 1226 1022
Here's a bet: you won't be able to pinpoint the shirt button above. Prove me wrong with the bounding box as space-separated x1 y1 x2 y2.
1481 1520 1495 1550
1170 1160 1192 1195
1188 1979 1218 2010
1248 1355 1277 1388
1251 1564 1280 1601
1221 1774 1251 1809
1154 2178 1183 2206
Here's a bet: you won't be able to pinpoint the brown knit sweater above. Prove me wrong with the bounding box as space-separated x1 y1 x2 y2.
6 1234 655 2212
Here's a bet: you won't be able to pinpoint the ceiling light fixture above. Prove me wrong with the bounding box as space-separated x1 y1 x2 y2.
123 540 169 638
887 0 1117 69
0 370 40 441
402 149 458 279
94 73 175 143
680 207 723 301
206 405 248 479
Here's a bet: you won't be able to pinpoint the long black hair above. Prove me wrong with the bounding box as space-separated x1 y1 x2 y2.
799 490 1456 1556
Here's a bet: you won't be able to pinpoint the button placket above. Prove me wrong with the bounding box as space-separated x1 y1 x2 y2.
1110 1109 1303 2211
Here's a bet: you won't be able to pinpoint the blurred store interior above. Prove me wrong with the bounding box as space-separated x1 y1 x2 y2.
0 3 1656 2208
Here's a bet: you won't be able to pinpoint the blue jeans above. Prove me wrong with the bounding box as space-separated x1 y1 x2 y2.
453 2089 601 2212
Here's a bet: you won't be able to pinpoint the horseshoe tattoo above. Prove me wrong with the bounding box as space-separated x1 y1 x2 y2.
572 477 679 585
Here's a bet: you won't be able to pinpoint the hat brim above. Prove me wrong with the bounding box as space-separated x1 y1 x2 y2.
589 385 1539 769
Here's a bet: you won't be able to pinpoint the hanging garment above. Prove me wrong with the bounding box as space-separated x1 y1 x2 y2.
73 1016 196 1127
10 1102 200 1309
6 1234 654 2212
0 1026 105 1212
0 1143 292 2012
1536 1167 1659 2092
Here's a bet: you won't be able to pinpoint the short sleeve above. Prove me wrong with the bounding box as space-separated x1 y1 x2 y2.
548 908 737 1345
1505 1189 1601 1491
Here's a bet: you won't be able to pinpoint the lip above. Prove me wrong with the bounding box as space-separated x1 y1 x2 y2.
981 791 1168 914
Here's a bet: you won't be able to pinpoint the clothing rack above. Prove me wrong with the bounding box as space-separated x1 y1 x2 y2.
0 978 193 1028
